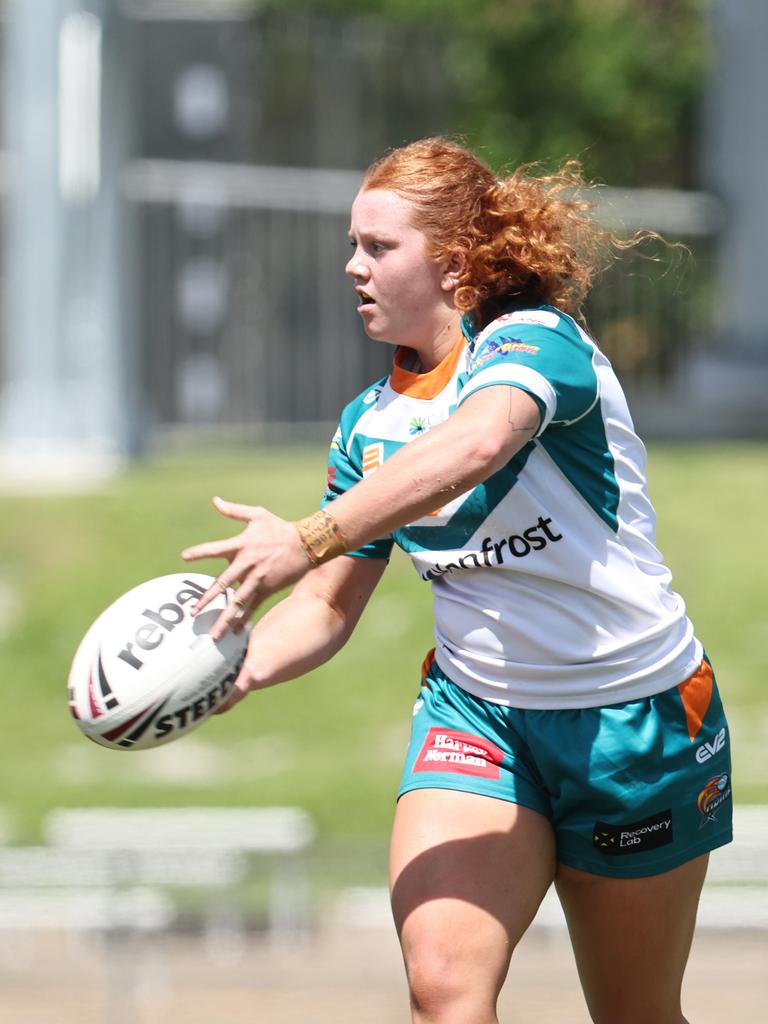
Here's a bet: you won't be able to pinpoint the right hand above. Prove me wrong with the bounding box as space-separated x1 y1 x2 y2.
180 496 312 640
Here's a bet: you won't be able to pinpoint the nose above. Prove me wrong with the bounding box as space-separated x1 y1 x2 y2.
345 248 368 281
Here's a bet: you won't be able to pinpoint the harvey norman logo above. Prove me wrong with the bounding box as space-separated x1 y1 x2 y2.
413 728 504 780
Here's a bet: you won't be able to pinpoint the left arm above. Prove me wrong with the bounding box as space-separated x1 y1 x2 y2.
182 385 540 634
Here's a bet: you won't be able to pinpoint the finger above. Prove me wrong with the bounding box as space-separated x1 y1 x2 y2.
191 573 239 617
212 496 261 523
181 538 239 563
210 567 272 635
207 591 253 641
230 602 252 635
226 574 263 612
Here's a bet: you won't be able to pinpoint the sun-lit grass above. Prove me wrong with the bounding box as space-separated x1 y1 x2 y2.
0 442 765 843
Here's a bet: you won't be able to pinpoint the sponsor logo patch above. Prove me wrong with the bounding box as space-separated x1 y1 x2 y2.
413 728 504 780
697 773 731 825
695 726 727 764
470 336 541 372
421 516 563 581
592 809 673 855
498 310 560 328
361 442 384 476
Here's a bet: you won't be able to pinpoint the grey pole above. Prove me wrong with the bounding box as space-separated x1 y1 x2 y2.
703 0 768 354
628 0 768 439
0 0 140 488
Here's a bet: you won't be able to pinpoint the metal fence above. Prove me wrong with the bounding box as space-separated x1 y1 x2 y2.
124 158 721 441
125 160 389 440
0 3 726 453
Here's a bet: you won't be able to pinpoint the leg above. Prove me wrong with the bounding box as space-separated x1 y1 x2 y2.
555 854 709 1024
390 789 556 1024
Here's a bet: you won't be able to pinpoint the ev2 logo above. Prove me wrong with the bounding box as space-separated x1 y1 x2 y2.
695 727 727 764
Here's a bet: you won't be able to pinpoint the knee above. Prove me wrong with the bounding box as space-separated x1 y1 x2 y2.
406 953 474 1022
403 944 497 1023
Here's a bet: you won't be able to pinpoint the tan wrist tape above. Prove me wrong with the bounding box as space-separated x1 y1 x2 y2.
293 509 348 566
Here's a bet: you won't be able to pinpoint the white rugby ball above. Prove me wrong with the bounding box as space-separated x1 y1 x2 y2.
68 573 249 751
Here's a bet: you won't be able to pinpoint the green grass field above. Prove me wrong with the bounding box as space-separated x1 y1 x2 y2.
1 443 766 845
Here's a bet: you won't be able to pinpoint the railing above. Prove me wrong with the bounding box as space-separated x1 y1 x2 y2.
0 149 721 443
124 159 392 440
123 158 721 440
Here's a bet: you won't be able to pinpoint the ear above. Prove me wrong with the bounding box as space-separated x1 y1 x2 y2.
440 250 466 292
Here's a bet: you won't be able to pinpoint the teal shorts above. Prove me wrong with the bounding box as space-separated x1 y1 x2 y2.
399 653 733 878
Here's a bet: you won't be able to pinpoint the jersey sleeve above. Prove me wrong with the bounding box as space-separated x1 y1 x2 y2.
320 422 395 561
457 309 599 435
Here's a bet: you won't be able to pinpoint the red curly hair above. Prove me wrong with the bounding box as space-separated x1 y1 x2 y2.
362 137 620 328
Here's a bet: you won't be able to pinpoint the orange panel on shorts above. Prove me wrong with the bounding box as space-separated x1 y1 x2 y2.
677 660 713 742
420 648 436 685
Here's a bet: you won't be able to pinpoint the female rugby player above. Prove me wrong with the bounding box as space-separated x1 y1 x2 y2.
182 137 732 1024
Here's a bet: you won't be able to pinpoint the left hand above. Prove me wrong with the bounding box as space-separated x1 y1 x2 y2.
180 496 312 639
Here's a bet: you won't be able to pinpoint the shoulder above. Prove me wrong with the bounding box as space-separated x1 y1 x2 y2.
462 306 600 428
336 373 390 439
469 306 591 365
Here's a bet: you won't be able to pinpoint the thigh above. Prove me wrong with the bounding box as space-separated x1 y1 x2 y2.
555 854 709 1024
390 789 556 1007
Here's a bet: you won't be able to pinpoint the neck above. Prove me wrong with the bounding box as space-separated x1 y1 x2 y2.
410 311 462 372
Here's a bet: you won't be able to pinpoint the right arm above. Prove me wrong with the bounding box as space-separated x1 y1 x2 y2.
220 553 388 712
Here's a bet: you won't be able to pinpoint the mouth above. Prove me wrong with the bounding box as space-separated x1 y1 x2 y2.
357 290 375 308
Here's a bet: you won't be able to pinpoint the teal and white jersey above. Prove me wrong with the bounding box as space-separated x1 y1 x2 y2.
322 304 702 710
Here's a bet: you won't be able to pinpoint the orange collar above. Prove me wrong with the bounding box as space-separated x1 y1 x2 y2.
390 336 466 400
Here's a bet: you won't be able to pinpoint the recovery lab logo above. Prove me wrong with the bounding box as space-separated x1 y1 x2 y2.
697 773 731 826
592 809 673 856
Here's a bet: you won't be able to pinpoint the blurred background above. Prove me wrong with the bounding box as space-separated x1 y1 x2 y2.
0 1 766 1022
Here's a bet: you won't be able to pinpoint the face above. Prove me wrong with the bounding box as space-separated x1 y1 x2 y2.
345 188 459 352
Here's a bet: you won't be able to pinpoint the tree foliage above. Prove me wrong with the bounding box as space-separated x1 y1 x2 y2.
264 0 710 186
